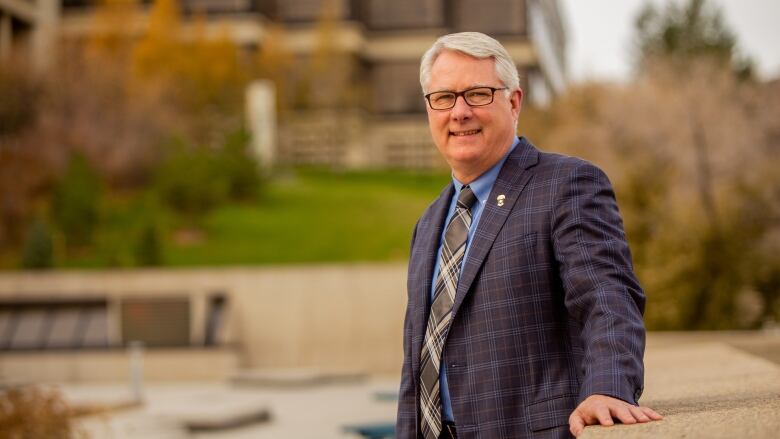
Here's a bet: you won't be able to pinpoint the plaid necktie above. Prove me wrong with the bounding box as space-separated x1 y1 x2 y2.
419 185 477 439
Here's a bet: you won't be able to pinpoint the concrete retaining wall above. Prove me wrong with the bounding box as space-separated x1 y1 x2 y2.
0 264 409 381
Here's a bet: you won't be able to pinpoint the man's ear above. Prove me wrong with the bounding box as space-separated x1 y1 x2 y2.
511 88 523 115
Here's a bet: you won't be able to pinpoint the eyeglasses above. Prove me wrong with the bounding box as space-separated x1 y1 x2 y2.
424 86 508 110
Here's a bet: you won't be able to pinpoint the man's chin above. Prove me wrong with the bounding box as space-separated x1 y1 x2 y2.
447 152 486 174
446 137 484 154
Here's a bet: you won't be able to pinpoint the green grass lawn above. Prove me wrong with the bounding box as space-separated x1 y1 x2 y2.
163 169 450 266
34 169 450 269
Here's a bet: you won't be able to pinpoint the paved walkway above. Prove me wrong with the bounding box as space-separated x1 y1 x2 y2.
66 379 399 439
61 332 780 438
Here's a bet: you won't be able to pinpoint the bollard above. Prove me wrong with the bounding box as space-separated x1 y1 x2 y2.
129 340 145 403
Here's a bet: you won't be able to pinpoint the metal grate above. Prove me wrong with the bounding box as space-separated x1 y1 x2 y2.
121 297 190 347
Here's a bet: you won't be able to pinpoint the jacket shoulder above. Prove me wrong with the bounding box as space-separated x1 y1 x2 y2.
536 149 602 173
530 148 613 186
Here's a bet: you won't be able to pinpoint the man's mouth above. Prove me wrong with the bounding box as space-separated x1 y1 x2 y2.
450 129 482 137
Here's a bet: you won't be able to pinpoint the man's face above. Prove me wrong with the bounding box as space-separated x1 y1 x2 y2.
425 50 522 183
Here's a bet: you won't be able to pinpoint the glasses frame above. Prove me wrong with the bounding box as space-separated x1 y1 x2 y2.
424 86 508 110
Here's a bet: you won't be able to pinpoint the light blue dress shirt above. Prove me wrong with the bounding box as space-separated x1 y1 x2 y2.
430 137 519 421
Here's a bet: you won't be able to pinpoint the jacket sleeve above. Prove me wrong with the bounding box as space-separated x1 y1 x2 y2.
551 161 646 405
396 221 419 438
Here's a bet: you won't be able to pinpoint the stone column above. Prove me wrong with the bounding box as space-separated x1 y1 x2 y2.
32 0 60 70
190 291 207 346
246 80 278 170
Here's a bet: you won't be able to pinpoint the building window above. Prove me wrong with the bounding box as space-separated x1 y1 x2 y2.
451 0 527 35
121 297 190 348
274 0 351 22
372 62 426 114
182 0 257 15
365 0 444 30
0 300 109 351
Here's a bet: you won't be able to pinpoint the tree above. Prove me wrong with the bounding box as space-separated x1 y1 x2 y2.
634 0 752 77
86 0 138 60
529 60 780 329
132 0 247 141
0 59 53 250
255 23 294 116
294 0 363 110
621 1 779 328
0 58 41 137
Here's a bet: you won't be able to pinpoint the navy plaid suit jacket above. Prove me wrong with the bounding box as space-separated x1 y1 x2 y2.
397 138 646 438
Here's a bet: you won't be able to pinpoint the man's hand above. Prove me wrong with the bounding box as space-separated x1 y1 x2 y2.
568 394 662 437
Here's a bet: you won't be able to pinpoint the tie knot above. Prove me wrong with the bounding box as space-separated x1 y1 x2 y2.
456 185 477 210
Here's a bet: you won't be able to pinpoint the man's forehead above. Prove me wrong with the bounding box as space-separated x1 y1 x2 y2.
427 82 494 93
427 52 498 91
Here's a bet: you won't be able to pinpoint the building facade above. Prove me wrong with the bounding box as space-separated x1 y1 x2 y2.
2 0 567 167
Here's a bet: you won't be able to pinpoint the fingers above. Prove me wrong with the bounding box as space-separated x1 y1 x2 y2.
612 405 638 424
569 412 585 437
640 406 664 420
569 395 663 437
596 405 615 426
617 405 664 424
627 405 649 422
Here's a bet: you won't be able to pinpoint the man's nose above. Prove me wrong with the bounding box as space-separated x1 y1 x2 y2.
449 95 473 121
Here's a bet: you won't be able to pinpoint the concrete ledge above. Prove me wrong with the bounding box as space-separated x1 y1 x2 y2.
583 337 780 439
0 348 239 382
230 368 367 388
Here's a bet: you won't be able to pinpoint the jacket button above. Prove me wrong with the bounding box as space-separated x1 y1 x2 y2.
634 387 643 402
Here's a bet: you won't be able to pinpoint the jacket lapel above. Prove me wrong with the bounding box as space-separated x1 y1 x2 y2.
450 138 540 319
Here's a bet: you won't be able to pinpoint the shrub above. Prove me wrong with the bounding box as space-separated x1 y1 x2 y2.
217 129 262 201
0 385 82 438
154 138 229 217
154 131 262 219
20 218 54 269
50 154 102 249
134 222 163 267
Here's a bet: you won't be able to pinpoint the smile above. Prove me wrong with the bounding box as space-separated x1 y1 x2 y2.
450 129 482 136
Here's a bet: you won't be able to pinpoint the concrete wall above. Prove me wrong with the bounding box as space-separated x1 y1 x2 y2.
0 348 238 383
0 264 409 381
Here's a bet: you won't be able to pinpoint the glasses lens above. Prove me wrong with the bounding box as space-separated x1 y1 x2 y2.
429 92 456 109
464 88 494 106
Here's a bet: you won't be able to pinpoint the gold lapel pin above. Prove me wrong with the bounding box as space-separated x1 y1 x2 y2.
497 194 506 207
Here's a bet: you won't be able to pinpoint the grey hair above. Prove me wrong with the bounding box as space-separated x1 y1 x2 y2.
419 32 520 94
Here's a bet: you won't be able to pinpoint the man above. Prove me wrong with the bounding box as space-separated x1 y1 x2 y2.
396 32 662 439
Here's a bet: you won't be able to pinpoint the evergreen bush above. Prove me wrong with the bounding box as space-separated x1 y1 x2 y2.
51 154 101 249
20 219 54 269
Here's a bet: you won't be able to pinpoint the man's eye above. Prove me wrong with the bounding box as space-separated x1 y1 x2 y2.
434 94 454 103
468 90 491 98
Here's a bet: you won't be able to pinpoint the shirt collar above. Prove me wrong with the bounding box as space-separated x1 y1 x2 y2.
452 137 519 206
